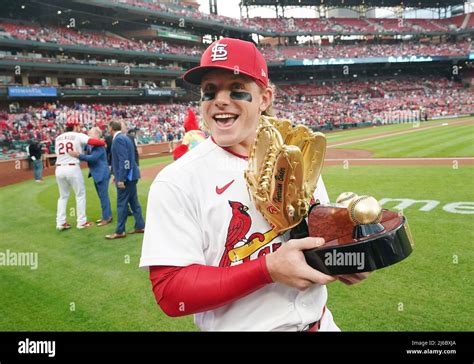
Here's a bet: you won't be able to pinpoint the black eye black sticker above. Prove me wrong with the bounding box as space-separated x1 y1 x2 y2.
201 91 252 102
230 91 252 102
201 92 215 101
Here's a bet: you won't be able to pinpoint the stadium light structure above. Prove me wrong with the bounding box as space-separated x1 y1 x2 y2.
209 0 218 15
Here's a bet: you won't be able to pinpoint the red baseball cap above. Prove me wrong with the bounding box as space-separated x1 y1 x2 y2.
183 38 268 88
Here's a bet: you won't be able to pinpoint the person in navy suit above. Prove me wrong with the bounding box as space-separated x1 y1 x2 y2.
69 127 112 227
105 120 145 239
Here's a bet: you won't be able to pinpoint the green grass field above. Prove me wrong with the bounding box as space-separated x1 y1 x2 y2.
0 118 472 331
325 116 472 143
329 117 474 158
0 155 194 332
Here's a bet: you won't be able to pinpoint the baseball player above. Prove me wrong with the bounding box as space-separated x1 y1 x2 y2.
55 119 106 230
140 38 368 331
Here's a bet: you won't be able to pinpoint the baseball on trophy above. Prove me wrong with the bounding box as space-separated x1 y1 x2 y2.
336 191 359 207
348 195 383 225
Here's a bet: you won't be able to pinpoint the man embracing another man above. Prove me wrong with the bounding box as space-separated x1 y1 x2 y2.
69 127 112 227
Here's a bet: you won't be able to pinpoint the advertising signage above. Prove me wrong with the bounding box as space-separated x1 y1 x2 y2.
285 55 462 67
8 87 58 97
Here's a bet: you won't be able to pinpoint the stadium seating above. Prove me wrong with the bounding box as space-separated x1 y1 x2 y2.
262 41 470 61
275 77 472 128
112 0 473 35
0 22 204 57
216 14 473 34
1 22 469 65
1 76 471 159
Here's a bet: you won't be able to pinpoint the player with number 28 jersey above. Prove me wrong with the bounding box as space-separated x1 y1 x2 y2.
55 120 105 230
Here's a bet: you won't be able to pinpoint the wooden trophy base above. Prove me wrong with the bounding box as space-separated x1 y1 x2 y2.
291 205 414 275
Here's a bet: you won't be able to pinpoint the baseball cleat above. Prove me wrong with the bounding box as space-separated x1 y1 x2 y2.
57 223 72 231
77 221 94 229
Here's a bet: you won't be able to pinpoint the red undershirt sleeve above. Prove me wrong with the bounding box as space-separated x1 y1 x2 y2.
149 256 273 317
87 138 106 147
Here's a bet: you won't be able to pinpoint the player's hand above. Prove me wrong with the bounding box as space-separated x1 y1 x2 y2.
336 273 370 285
265 237 336 290
117 181 126 189
68 151 80 158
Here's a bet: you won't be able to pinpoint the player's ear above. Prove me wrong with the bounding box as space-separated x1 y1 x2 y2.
259 86 273 113
199 103 210 133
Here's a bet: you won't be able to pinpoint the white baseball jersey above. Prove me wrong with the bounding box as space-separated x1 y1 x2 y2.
140 138 339 331
55 132 89 165
54 131 90 228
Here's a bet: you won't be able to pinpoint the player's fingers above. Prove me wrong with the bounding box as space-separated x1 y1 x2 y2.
291 237 325 251
336 275 353 285
295 278 314 291
300 265 336 285
337 272 370 285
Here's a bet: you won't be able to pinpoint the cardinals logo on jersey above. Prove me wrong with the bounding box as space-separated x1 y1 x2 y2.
219 201 282 267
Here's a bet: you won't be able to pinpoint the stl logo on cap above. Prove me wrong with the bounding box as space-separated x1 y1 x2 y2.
211 43 228 62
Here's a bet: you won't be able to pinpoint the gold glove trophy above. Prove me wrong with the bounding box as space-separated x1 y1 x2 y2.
245 116 413 274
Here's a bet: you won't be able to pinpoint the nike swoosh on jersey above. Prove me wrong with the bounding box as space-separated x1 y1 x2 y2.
216 180 235 195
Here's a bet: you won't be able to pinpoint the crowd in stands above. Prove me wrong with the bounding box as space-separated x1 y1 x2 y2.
109 0 474 33
262 40 471 62
116 0 255 30
1 77 472 160
275 77 472 128
1 41 468 71
113 0 473 34
1 21 470 66
246 16 473 34
0 22 203 57
0 102 199 160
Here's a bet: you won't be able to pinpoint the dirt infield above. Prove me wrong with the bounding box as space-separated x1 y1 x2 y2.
326 148 372 159
141 163 168 181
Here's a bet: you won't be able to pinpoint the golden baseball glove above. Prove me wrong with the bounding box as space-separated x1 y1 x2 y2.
244 115 327 233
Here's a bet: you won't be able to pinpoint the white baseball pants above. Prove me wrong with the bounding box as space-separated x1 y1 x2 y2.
55 165 87 228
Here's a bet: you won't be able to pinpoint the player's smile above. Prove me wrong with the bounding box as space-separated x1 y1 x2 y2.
213 112 240 129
